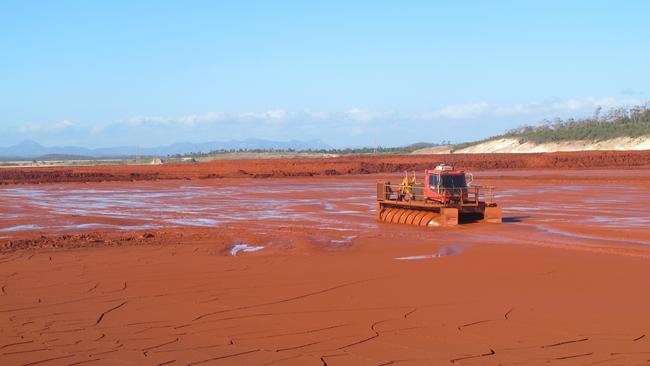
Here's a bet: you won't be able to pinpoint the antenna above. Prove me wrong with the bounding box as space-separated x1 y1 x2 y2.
136 146 141 164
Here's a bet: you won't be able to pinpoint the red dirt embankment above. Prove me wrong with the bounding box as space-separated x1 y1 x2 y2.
2 150 650 185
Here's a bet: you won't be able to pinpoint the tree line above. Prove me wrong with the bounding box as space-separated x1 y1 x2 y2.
171 142 442 158
502 104 650 144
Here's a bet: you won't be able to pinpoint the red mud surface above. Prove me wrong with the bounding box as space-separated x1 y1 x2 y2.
2 150 650 185
1 164 650 365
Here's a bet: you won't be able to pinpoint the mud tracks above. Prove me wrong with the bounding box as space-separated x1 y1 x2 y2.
541 337 589 348
335 319 387 350
457 319 494 332
504 307 513 320
186 349 260 365
275 340 321 352
402 308 417 320
142 337 179 356
633 334 645 341
193 278 375 321
450 348 496 363
94 301 127 325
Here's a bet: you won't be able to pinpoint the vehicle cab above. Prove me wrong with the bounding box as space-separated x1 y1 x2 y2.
424 164 471 203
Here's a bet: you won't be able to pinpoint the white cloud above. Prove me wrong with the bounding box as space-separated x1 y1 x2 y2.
494 96 644 117
266 109 287 120
56 119 74 129
125 115 165 126
114 96 645 140
239 109 288 121
19 119 75 133
417 101 489 120
303 110 329 119
343 108 381 122
122 112 226 126
177 112 226 125
16 95 644 148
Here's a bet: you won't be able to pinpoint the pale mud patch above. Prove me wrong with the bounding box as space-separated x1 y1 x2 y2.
396 244 466 260
229 243 265 256
0 224 44 232
167 218 220 227
531 224 650 246
330 235 357 245
230 244 264 257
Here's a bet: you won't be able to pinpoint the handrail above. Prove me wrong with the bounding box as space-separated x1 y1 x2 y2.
377 182 495 205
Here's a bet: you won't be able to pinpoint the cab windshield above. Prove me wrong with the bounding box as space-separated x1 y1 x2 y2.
440 174 467 188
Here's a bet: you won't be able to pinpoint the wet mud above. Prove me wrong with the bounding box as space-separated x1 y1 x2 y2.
1 167 650 365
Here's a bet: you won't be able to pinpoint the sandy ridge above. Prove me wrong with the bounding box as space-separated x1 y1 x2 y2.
414 136 650 154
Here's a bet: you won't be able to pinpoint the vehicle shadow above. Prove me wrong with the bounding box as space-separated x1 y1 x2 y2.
502 216 530 223
460 215 530 224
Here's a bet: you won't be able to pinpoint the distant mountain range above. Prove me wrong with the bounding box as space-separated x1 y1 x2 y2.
0 139 332 160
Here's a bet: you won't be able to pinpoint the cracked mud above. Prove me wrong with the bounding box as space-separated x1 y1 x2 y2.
1 167 650 365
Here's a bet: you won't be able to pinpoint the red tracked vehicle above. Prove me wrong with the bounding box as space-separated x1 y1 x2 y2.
376 164 502 226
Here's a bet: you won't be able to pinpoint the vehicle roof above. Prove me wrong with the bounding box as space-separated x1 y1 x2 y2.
426 168 465 175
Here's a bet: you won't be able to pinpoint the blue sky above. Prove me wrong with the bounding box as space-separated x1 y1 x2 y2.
1 1 648 148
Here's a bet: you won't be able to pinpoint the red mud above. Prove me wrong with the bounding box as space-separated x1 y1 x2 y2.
1 167 650 365
2 150 650 185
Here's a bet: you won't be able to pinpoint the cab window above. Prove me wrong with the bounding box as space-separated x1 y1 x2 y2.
429 174 439 188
